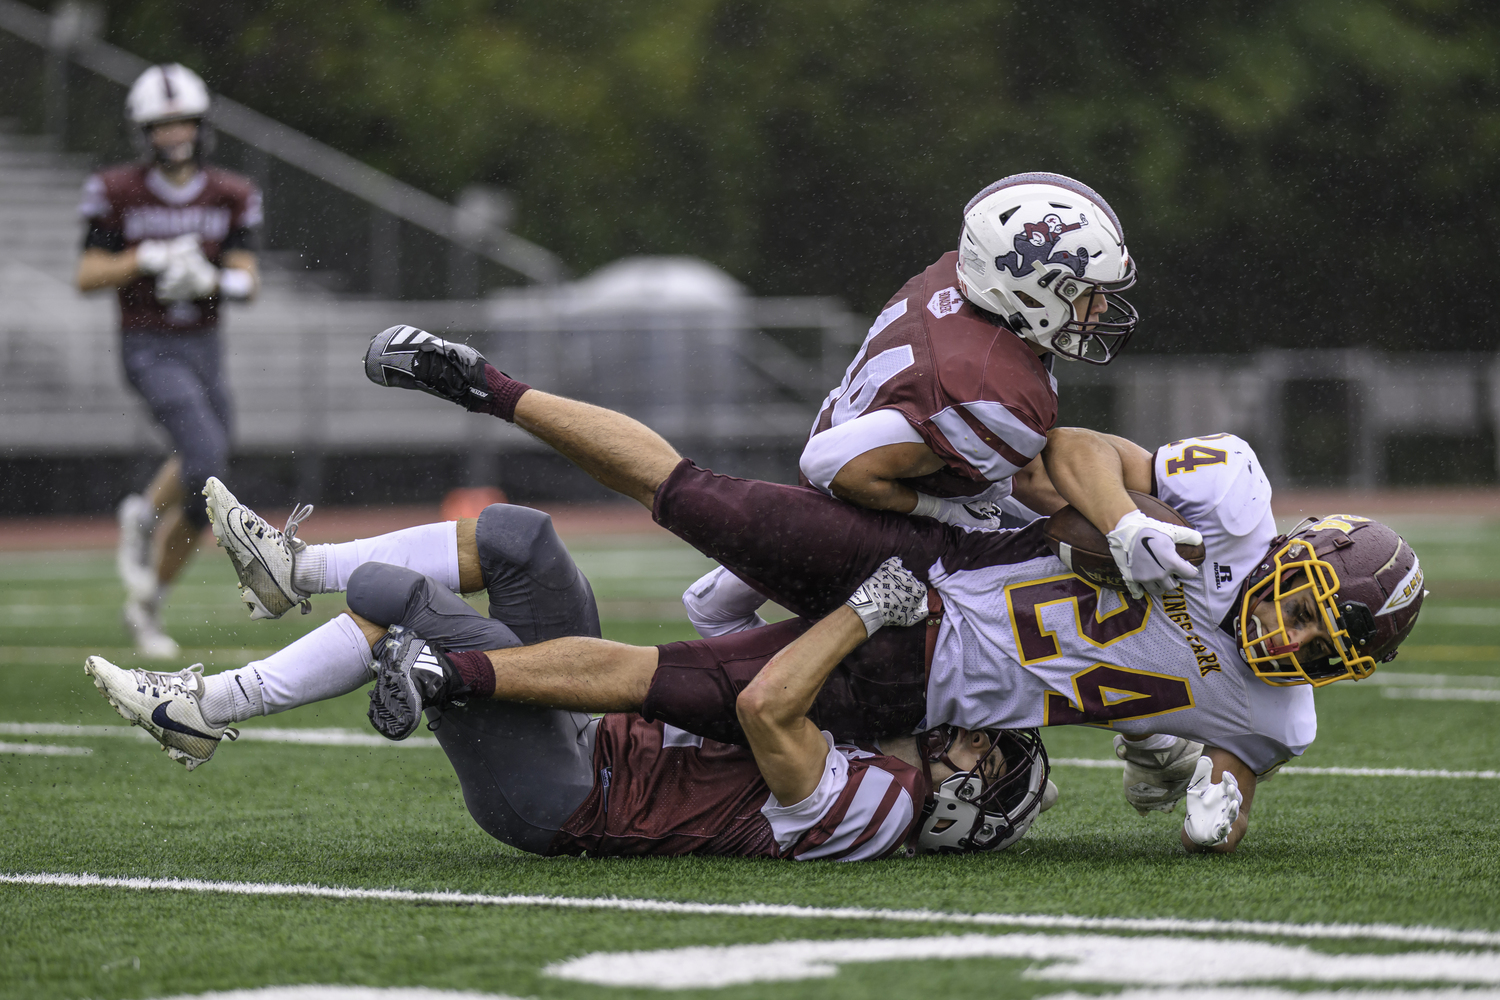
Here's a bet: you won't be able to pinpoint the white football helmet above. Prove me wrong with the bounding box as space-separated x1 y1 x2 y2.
916 727 1050 853
127 64 211 126
955 172 1137 365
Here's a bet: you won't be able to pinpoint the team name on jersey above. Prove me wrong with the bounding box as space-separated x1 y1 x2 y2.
123 205 232 244
1160 586 1222 677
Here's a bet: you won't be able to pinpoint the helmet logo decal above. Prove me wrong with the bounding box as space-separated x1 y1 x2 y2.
927 287 966 319
1307 514 1371 535
995 212 1091 281
1377 556 1423 616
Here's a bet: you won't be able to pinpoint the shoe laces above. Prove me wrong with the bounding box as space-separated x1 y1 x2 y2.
283 503 314 544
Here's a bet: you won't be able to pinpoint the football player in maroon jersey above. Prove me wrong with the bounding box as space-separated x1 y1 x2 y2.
798 173 1137 532
85 495 1053 860
76 64 262 658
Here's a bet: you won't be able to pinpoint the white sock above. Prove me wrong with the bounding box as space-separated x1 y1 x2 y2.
294 522 460 594
199 615 374 725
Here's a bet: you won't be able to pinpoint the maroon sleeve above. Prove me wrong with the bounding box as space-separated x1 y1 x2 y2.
808 252 1058 498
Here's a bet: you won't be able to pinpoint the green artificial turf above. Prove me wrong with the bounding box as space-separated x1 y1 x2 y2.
1 517 1498 999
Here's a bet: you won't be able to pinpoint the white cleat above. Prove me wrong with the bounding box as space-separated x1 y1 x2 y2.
116 493 157 602
123 595 179 660
84 657 235 770
203 477 313 620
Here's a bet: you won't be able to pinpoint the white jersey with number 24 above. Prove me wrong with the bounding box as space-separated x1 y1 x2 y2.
924 433 1315 775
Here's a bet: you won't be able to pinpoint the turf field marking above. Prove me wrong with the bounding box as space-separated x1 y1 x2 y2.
0 723 438 749
1384 687 1500 702
0 740 91 756
545 932 1500 990
6 872 1500 947
146 989 522 999
1050 758 1500 779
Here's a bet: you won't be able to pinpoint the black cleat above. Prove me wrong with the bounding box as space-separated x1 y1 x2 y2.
365 325 495 412
367 625 469 740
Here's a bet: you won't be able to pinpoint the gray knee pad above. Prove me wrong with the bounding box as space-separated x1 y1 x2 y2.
476 504 600 644
347 561 521 653
476 505 577 590
347 562 428 627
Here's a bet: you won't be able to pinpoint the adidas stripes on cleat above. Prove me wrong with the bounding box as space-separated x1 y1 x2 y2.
364 325 495 412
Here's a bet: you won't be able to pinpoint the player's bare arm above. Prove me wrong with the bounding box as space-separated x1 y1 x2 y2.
828 442 946 513
76 246 145 291
1044 426 1204 599
1041 427 1154 533
1181 747 1257 854
736 606 870 805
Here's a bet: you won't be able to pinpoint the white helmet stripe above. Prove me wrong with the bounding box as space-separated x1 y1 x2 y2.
1377 555 1423 616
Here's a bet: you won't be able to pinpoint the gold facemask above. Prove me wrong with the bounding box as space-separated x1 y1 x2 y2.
1238 539 1378 687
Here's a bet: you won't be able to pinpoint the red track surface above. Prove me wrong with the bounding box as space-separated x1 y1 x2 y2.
1 488 1498 552
0 502 666 552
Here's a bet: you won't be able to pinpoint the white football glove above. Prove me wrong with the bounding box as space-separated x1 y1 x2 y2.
155 238 219 303
1182 755 1241 847
911 492 1004 531
844 556 928 637
134 235 195 275
1115 734 1205 815
1106 509 1204 599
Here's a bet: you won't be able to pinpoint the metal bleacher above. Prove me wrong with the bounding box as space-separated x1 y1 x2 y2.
0 1 863 510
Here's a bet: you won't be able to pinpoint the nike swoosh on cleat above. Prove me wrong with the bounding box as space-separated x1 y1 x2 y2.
152 702 216 741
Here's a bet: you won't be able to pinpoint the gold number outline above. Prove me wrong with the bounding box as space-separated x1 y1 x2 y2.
1004 572 1153 666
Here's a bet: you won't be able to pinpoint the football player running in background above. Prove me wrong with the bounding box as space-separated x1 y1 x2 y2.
800 172 1137 532
84 496 1053 860
357 340 1423 852
76 64 261 657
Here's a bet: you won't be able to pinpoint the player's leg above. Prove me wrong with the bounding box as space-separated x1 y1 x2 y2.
203 476 463 619
153 332 233 587
474 503 601 644
345 562 602 854
85 611 376 769
365 325 678 507
644 617 928 745
118 334 219 656
363 327 955 615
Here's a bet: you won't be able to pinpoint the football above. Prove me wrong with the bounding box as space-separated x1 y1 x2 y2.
1043 491 1205 592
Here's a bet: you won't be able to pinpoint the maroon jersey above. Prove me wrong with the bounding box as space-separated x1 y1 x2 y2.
79 163 262 333
802 252 1058 499
548 715 925 861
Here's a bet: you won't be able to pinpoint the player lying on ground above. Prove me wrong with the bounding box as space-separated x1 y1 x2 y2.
84 502 1053 859
354 325 1427 853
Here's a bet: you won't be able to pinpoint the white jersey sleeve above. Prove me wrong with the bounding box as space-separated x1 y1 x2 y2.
799 408 924 493
1153 433 1278 625
683 566 769 637
760 732 920 862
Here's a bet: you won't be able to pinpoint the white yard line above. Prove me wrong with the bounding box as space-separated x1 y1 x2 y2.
0 722 437 749
1384 688 1500 702
4 872 1500 947
1050 758 1500 779
0 741 91 756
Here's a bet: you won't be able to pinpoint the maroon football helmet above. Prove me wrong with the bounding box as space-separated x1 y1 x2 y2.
1236 515 1425 686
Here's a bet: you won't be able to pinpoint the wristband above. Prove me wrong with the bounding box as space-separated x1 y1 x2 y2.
910 492 943 519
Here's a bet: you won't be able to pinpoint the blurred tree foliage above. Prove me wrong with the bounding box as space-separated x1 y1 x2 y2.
54 0 1500 350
